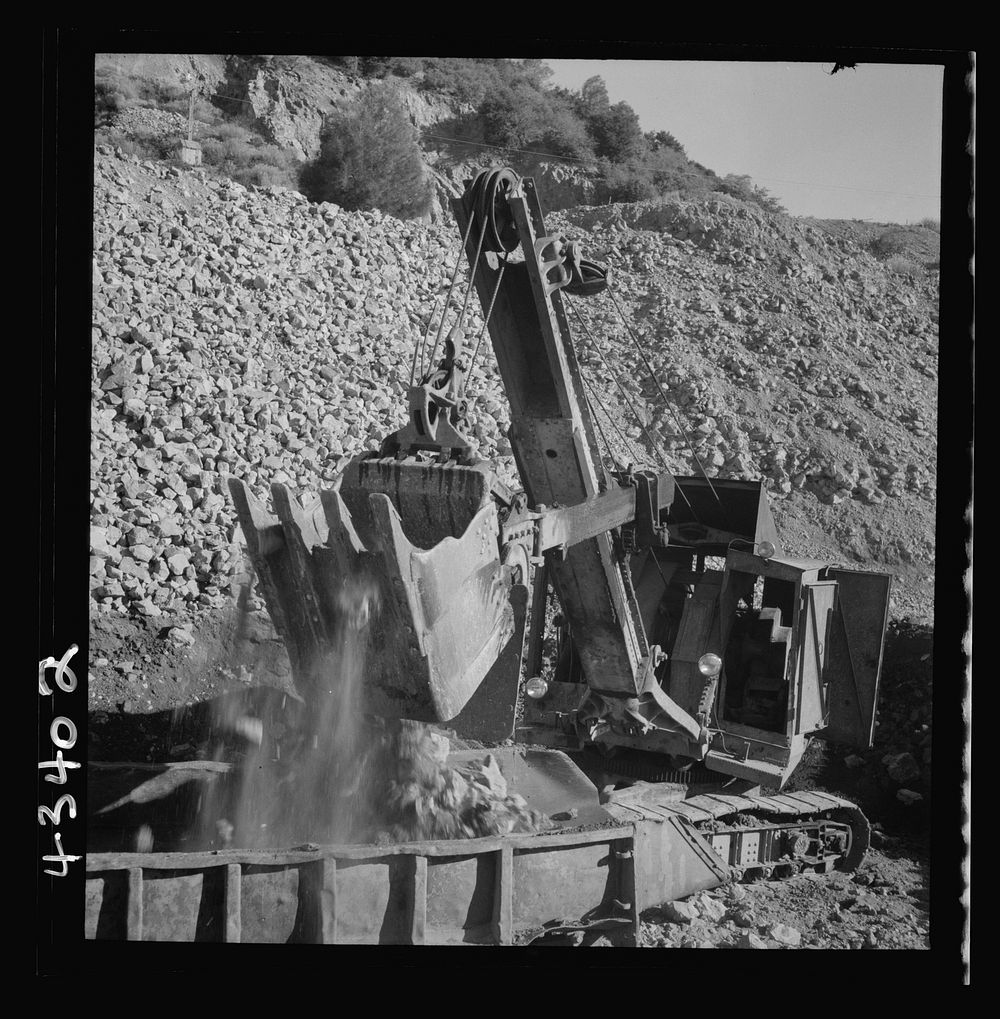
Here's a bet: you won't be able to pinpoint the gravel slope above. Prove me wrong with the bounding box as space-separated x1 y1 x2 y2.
88 149 938 949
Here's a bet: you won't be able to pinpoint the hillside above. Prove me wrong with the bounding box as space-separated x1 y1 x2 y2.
90 148 938 627
95 54 767 220
86 145 938 929
81 56 943 952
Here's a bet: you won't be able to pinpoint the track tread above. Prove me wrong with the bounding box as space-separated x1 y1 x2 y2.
667 802 716 823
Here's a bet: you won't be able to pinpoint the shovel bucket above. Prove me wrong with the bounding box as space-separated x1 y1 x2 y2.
228 455 517 723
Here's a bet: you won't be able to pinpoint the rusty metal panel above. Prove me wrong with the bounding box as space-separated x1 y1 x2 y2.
631 816 729 910
338 455 493 550
139 868 225 942
536 484 638 552
85 871 127 941
86 825 645 946
824 569 892 748
239 864 304 943
229 465 517 724
331 857 407 944
669 571 722 714
446 584 527 741
512 842 620 929
452 184 645 699
796 581 837 734
426 854 496 944
512 418 643 694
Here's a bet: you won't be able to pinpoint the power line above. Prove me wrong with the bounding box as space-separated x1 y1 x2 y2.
423 132 594 165
749 175 940 200
163 95 943 203
422 131 941 201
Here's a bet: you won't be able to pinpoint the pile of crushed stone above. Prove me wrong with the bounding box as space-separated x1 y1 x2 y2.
369 722 551 843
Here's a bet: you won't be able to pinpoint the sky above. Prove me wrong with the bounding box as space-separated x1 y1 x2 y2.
544 60 944 224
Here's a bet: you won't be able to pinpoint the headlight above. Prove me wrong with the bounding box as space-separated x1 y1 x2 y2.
756 540 776 559
525 677 549 699
697 653 722 678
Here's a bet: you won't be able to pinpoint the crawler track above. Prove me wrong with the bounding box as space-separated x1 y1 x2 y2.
666 790 870 880
608 788 870 882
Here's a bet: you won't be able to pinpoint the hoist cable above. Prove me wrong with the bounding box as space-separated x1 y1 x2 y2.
606 286 727 516
565 295 699 520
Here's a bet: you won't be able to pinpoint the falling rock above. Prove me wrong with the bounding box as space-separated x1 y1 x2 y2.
472 754 508 799
768 923 802 947
427 731 450 765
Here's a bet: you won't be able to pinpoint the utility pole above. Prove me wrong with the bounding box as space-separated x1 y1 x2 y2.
177 71 203 166
180 71 197 141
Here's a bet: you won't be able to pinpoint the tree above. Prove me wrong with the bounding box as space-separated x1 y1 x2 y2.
299 83 433 219
479 82 547 149
589 101 645 161
579 75 610 117
645 129 685 156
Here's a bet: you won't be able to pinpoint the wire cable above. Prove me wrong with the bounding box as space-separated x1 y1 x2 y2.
565 295 699 519
422 132 941 201
581 383 620 472
580 372 646 470
465 252 510 387
411 296 442 386
605 285 726 515
423 205 478 375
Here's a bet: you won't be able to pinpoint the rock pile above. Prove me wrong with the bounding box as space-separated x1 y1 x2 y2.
370 723 551 842
640 848 930 950
91 149 512 621
108 106 189 142
90 148 938 629
549 196 938 615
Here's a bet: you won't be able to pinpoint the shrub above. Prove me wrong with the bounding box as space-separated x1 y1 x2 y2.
886 255 923 278
870 229 910 259
237 160 300 190
299 83 432 219
328 56 360 75
198 121 301 189
594 160 657 204
714 174 786 215
94 127 173 161
422 58 506 106
160 92 225 127
918 217 941 232
94 68 141 127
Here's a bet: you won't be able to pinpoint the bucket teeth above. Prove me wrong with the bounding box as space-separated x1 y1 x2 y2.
228 463 517 723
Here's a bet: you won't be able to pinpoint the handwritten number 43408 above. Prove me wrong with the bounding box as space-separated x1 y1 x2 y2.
38 646 82 877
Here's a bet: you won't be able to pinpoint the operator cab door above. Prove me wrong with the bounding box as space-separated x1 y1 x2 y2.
821 568 892 748
794 580 838 736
